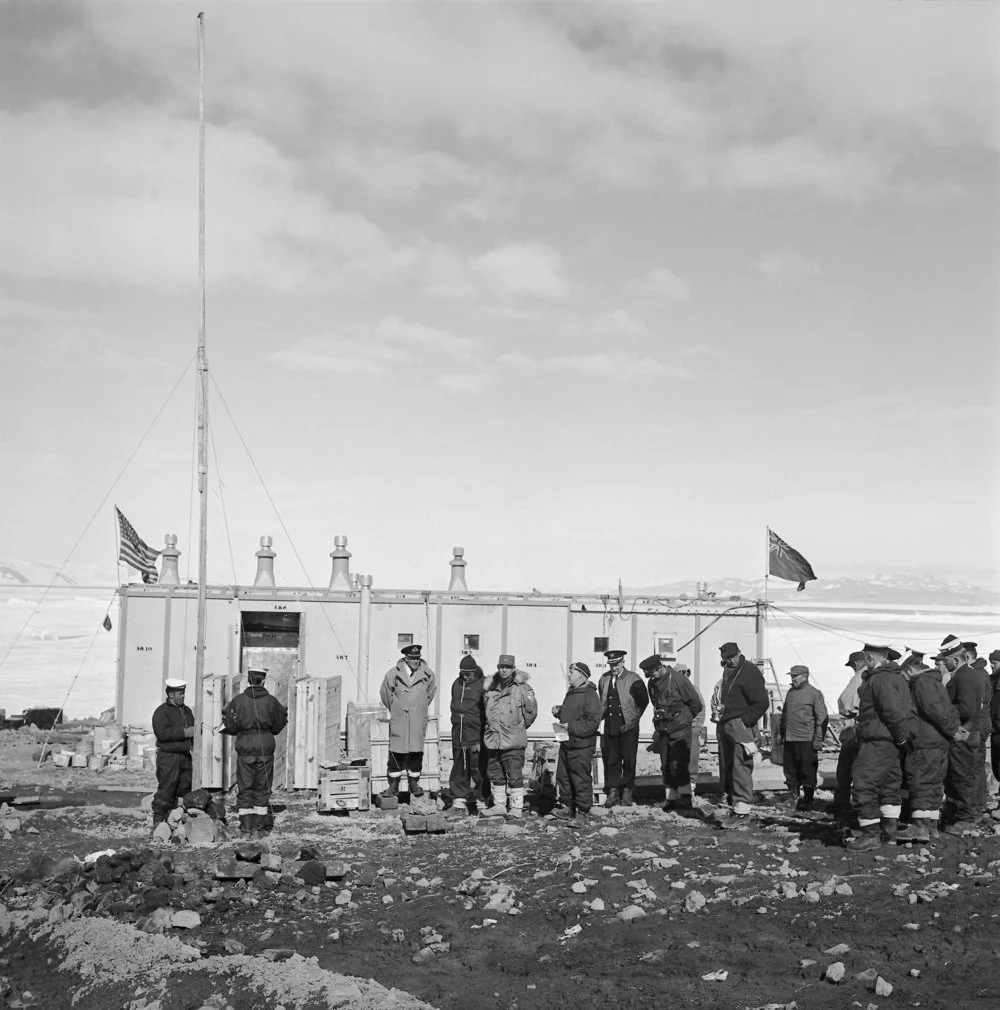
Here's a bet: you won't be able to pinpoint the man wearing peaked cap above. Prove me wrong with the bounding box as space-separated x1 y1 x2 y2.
380 643 437 801
940 635 992 833
150 678 195 832
848 643 913 851
221 666 288 839
832 650 874 818
713 642 769 817
641 655 703 811
598 649 648 808
777 665 828 812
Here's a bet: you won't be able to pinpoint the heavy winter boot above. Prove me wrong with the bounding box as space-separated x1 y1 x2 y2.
880 817 899 843
604 788 621 809
895 818 931 844
796 787 815 812
238 814 254 840
847 823 881 852
550 802 574 821
619 787 634 807
250 814 268 841
380 776 400 800
480 784 507 817
677 788 694 812
408 774 425 799
506 787 525 820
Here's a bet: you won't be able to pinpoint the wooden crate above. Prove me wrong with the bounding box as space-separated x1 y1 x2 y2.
317 765 371 813
368 716 441 795
292 677 342 789
346 703 385 760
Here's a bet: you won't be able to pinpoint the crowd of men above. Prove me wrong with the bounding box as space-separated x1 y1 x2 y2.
148 633 999 847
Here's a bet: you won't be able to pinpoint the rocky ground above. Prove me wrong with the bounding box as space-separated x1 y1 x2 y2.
1 737 999 1010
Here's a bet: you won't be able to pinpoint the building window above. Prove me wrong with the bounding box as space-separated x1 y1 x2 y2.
397 633 414 649
593 636 609 653
463 634 480 651
655 635 676 659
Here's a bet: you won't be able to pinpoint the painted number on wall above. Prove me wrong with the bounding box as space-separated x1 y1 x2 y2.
135 646 153 652
335 654 348 661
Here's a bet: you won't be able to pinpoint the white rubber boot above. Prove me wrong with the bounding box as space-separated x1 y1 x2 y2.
480 784 506 817
507 786 525 820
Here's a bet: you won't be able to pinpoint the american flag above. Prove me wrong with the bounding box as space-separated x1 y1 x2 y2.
116 507 160 584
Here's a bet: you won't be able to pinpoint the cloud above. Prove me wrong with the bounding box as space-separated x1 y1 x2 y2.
499 350 668 382
756 251 822 283
628 268 692 300
436 373 494 395
471 243 570 300
0 104 428 293
266 316 480 375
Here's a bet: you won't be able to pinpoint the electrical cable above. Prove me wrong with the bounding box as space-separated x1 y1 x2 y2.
208 373 370 704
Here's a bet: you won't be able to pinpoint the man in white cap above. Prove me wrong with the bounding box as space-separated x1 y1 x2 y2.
221 666 288 839
151 678 195 830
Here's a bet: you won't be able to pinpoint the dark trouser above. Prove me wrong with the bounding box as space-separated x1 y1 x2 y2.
992 734 1000 793
851 739 903 823
236 753 275 817
487 747 526 788
717 720 755 806
449 744 485 803
903 746 947 815
556 744 595 812
834 736 860 809
974 738 988 811
152 750 192 822
388 751 424 783
602 727 639 791
658 731 692 790
783 740 819 792
944 736 982 821
689 726 702 781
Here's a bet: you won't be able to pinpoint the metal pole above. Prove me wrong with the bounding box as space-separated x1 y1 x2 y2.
193 11 209 788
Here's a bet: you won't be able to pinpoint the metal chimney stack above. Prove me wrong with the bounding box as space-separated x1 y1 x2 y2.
448 546 468 591
159 534 181 586
329 535 352 590
254 536 276 587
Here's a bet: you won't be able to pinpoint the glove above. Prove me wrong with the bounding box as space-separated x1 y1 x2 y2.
953 726 970 743
812 740 824 752
742 716 756 727
183 726 195 739
551 705 561 718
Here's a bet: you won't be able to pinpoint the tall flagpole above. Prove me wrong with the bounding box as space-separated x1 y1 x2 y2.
760 526 770 661
193 11 209 788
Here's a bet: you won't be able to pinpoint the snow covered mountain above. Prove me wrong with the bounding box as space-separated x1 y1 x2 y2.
630 573 1000 607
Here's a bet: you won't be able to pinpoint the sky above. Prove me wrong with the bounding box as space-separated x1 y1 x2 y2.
1 1 998 593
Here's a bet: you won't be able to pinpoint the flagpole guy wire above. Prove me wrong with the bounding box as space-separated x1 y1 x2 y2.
0 354 197 678
35 593 119 769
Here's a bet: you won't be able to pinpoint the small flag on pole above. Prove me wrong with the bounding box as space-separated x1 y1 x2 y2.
102 614 113 632
768 528 817 591
115 506 160 584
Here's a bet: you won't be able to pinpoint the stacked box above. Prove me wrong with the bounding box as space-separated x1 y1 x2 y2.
70 754 88 768
317 765 372 812
53 752 72 768
88 755 108 771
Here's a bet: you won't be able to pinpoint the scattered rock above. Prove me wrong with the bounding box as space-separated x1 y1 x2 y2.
685 891 707 913
589 898 605 911
152 823 172 844
616 905 647 922
324 860 349 880
402 815 428 834
213 860 258 882
855 968 879 983
823 943 850 955
222 939 246 955
0 818 21 834
825 962 846 983
875 977 893 996
296 861 327 886
259 949 295 962
171 910 200 929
